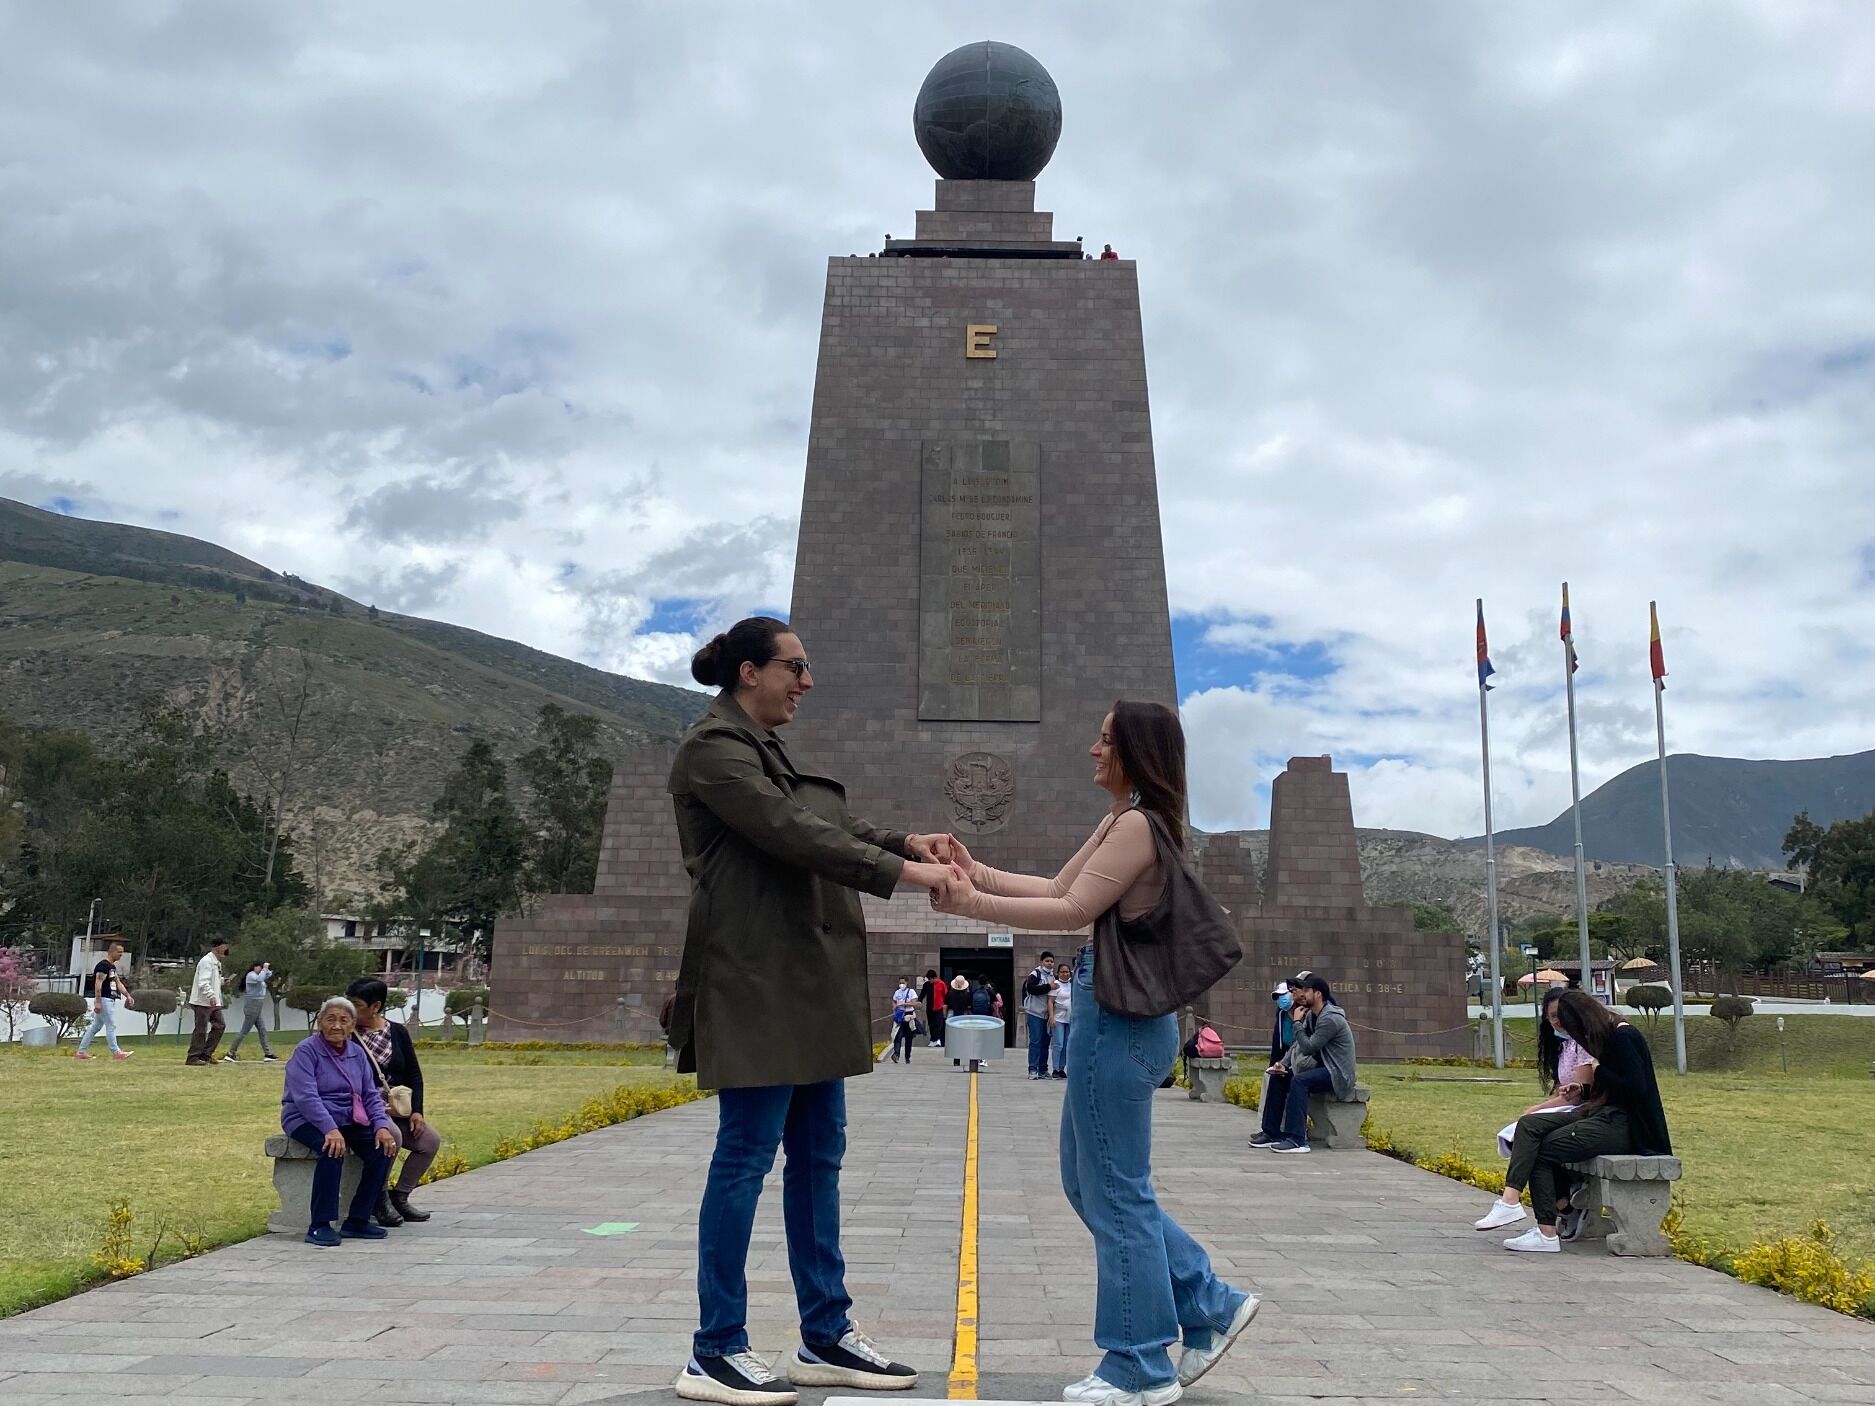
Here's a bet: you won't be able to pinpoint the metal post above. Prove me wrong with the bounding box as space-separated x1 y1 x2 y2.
1478 655 1505 1069
1561 584 1594 1000
412 930 426 1040
1653 659 1688 1075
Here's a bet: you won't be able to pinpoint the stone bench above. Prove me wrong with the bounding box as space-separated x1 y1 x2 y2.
1185 1057 1234 1103
1563 1153 1682 1256
265 1134 366 1234
1306 1084 1371 1148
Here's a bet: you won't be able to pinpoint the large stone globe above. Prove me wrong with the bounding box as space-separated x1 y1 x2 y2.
913 41 1062 181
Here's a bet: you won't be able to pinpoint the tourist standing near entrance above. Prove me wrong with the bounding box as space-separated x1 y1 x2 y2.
185 938 229 1066
1023 951 1058 1079
75 938 134 1061
920 969 946 1047
1048 957 1073 1078
890 977 919 1064
223 960 277 1062
667 616 961 1406
933 702 1260 1405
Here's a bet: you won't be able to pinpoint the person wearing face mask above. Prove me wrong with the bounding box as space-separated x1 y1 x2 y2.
1256 974 1357 1154
1247 979 1299 1147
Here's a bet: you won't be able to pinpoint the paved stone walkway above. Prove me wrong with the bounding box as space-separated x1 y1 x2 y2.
3 1051 1873 1404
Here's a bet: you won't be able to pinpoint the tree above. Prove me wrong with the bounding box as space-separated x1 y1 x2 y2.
1784 809 1875 942
232 906 326 1027
0 948 35 1041
1709 994 1754 1045
280 938 373 1016
1624 983 1670 1027
376 739 527 963
516 704 614 897
1379 900 1463 933
130 987 179 1036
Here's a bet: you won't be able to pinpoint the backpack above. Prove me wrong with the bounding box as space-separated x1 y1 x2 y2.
1195 1026 1225 1059
971 986 992 1015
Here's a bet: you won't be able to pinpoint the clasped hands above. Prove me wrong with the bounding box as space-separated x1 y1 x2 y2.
903 833 978 915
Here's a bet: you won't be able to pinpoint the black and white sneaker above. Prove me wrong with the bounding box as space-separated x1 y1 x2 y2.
786 1328 918 1390
1247 1131 1278 1147
676 1351 798 1404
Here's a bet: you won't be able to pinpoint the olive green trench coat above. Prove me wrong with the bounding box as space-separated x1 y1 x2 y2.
667 693 910 1090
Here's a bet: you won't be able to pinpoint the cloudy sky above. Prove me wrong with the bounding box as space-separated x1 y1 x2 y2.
4 2 1872 837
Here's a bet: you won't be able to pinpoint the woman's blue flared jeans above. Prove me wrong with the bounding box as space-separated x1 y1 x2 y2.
1062 945 1249 1390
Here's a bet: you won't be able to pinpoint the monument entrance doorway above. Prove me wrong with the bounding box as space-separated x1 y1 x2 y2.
940 948 1016 1048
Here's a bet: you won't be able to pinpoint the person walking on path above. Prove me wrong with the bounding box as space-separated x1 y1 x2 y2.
890 977 919 1064
1023 951 1058 1079
933 701 1260 1405
346 977 441 1227
74 938 134 1061
1048 957 1073 1078
1476 988 1671 1251
666 616 962 1406
947 973 973 1066
279 996 399 1247
920 968 946 1048
223 960 278 1062
1255 974 1356 1154
185 938 229 1066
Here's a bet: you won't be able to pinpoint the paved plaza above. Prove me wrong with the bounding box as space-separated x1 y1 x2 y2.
3 1054 1873 1405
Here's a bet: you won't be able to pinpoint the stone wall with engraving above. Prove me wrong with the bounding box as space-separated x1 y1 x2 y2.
918 440 1042 720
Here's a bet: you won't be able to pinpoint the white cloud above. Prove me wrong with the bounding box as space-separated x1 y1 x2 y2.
2 1 1871 838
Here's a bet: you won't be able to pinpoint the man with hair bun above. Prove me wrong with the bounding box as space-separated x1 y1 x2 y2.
670 615 963 1405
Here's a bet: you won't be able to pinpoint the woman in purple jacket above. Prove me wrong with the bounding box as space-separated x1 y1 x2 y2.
280 996 400 1246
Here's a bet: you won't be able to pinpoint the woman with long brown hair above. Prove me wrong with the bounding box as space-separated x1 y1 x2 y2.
934 701 1258 1406
1479 987 1671 1252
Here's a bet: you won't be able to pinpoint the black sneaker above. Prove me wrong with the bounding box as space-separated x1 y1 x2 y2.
339 1218 387 1239
786 1328 918 1390
1267 1138 1311 1154
1557 1206 1587 1242
1248 1131 1278 1147
676 1352 798 1403
304 1225 341 1248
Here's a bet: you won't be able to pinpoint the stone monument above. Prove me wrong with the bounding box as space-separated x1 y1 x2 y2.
488 43 1467 1059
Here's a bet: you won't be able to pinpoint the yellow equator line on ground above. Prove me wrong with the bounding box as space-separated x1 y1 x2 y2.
947 1067 981 1399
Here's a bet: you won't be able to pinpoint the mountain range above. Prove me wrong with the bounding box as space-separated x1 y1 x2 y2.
3 497 1869 915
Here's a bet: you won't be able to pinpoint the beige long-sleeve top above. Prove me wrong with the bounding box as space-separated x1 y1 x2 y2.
957 809 1162 931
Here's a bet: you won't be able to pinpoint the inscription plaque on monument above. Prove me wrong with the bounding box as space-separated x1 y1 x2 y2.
918 439 1042 720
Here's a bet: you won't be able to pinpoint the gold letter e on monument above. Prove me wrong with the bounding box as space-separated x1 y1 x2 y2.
965 323 999 359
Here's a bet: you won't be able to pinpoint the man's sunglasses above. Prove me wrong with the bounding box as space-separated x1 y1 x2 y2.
765 657 812 679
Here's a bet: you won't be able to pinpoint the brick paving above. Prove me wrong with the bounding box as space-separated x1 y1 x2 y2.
3 1053 1873 1404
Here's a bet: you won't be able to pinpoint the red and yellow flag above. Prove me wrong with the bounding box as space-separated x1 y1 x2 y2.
1560 583 1579 674
1650 601 1666 688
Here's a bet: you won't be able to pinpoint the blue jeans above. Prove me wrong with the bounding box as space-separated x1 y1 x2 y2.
1062 945 1250 1390
1027 1011 1051 1076
77 999 120 1055
696 1080 851 1357
1051 1020 1070 1075
1259 1066 1335 1143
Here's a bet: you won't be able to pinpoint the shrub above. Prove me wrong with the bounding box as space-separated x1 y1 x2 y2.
0 948 37 1040
1731 1221 1875 1317
445 986 490 1017
1709 995 1755 1035
29 992 88 1038
1625 984 1671 1023
1222 1077 1261 1111
382 987 410 1013
130 988 180 1036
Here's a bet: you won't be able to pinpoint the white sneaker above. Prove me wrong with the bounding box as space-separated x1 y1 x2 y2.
1063 1373 1182 1405
1474 1201 1526 1231
1503 1226 1561 1253
1176 1293 1260 1385
676 1351 797 1403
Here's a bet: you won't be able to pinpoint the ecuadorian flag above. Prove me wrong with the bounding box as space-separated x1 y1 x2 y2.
1650 602 1667 689
1561 583 1580 674
1476 600 1496 689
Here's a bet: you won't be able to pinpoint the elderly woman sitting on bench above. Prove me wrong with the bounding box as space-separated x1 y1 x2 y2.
280 996 400 1247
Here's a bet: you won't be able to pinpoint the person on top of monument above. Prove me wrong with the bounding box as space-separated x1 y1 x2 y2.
930 701 1261 1406
1100 243 1119 260
666 614 964 1406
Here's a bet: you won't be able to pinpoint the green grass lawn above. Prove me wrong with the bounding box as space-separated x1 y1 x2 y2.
0 1033 687 1317
1303 1015 1875 1268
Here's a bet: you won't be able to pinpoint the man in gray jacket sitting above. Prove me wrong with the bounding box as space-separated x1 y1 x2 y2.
1252 973 1357 1154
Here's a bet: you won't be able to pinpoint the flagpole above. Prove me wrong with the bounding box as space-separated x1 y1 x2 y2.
1652 601 1687 1075
1476 599 1504 1068
1562 583 1593 997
